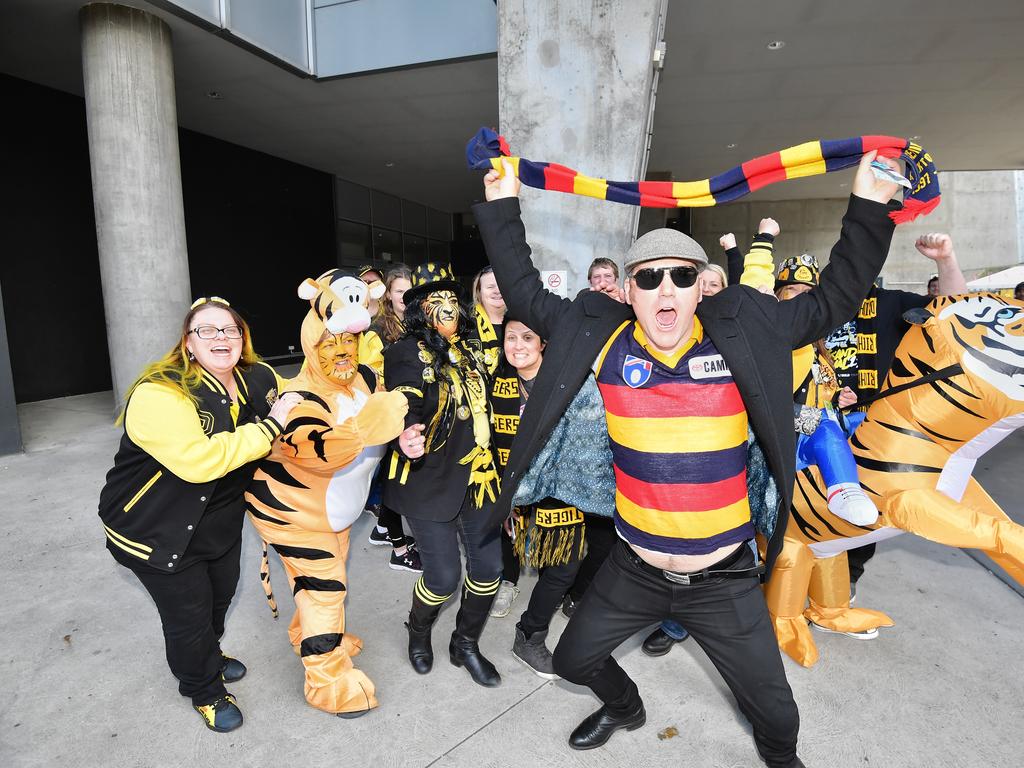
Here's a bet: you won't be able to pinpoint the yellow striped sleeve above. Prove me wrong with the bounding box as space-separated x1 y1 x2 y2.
740 238 775 290
125 382 276 484
606 411 747 454
616 493 751 539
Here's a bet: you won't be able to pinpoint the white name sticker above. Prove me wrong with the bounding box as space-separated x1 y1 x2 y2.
688 354 731 379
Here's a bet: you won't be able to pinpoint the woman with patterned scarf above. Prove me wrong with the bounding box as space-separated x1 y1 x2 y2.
383 263 504 687
491 315 590 679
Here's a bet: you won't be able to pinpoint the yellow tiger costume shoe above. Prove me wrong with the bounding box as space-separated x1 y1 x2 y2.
764 293 1024 667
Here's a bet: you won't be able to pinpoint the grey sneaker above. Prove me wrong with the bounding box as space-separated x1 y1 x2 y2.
489 580 520 618
512 625 559 680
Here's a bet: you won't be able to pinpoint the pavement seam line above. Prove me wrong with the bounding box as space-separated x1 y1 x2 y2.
421 679 551 767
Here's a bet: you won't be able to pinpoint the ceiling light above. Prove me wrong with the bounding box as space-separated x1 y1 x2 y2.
726 143 737 149
206 90 223 100
766 41 786 51
910 135 921 140
384 161 395 168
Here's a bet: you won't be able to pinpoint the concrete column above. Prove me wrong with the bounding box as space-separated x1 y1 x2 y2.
497 0 668 293
0 288 23 455
80 3 191 405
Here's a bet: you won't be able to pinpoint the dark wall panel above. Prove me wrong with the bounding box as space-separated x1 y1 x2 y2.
0 74 337 402
0 74 112 402
178 129 336 360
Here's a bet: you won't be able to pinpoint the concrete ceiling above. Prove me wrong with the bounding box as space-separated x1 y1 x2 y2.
2 0 1023 212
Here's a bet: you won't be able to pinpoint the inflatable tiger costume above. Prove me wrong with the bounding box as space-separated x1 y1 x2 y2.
765 293 1024 667
244 269 407 715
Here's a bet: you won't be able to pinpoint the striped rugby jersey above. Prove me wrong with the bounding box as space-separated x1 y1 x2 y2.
595 319 754 555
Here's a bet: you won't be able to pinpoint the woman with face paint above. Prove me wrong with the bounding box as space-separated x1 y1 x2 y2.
246 269 409 719
382 263 505 688
97 297 300 733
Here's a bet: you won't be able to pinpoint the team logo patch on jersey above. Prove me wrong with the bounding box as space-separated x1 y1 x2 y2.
622 355 653 388
688 354 731 379
198 409 215 436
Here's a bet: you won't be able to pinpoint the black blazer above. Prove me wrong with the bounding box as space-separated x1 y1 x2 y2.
472 195 897 577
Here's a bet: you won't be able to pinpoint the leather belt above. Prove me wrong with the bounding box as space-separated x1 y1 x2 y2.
622 540 764 585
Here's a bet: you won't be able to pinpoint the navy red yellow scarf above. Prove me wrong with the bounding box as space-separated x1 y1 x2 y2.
466 127 940 224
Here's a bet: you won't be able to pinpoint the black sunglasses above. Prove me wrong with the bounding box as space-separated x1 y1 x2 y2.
630 266 699 291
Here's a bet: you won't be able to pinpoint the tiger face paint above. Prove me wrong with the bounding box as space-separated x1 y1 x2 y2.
422 290 460 339
317 331 359 382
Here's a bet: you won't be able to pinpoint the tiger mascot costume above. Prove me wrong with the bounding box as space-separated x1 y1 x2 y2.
764 292 1024 667
245 269 408 716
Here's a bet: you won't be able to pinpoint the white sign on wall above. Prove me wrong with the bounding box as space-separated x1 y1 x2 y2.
541 269 568 298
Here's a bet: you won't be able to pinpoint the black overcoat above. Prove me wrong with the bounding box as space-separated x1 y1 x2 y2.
472 195 897 577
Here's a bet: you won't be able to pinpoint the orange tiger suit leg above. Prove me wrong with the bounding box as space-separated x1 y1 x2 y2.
803 551 893 640
249 516 377 715
882 485 1024 586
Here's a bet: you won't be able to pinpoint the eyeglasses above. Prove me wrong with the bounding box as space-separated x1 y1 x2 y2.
189 325 243 340
190 296 230 310
629 266 699 291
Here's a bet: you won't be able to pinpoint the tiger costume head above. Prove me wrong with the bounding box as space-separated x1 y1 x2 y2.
905 293 1024 403
297 269 384 387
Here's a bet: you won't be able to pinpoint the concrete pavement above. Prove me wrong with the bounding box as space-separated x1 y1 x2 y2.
2 391 1022 768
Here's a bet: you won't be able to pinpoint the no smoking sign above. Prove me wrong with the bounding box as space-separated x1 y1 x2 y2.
541 269 568 298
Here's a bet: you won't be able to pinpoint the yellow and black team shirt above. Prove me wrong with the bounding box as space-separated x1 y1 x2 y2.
823 285 932 399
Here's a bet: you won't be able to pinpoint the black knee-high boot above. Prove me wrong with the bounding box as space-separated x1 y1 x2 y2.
406 581 447 674
449 577 502 687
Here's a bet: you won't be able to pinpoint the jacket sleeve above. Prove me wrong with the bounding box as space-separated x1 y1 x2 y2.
777 195 898 350
273 398 365 475
125 382 282 483
738 234 776 290
384 341 426 430
471 197 574 341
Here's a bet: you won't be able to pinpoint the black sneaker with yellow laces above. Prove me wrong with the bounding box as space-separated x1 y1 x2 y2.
220 654 247 682
193 694 243 733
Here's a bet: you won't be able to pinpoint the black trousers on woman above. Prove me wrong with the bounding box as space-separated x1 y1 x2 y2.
132 537 241 706
566 514 617 603
553 540 800 768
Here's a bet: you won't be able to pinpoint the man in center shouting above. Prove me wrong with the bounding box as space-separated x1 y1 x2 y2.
471 152 901 768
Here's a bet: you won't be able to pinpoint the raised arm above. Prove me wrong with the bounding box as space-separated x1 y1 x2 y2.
778 152 901 349
470 159 573 341
737 218 779 292
915 233 967 294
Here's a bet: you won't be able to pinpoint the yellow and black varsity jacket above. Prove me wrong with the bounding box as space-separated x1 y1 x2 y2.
97 363 282 573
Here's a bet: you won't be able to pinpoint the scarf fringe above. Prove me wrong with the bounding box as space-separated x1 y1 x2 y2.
889 195 941 224
513 515 586 569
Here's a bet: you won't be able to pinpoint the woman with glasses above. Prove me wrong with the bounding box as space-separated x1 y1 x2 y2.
97 297 300 733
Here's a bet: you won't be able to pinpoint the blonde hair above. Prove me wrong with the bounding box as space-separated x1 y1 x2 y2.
472 266 494 307
704 263 728 287
117 299 259 421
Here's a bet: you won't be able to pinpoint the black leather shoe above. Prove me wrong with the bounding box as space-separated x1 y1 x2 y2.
336 709 371 719
449 636 501 687
220 654 247 682
569 703 646 750
641 628 686 657
406 621 434 674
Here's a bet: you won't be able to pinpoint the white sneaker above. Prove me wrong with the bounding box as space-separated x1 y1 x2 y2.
489 580 520 618
825 483 879 526
809 620 879 640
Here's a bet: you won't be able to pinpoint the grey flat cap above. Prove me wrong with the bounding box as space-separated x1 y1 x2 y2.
623 228 709 273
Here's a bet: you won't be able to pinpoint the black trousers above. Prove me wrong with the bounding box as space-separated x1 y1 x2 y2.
567 514 616 602
132 537 241 706
405 493 503 598
500 528 521 585
553 540 800 768
519 558 583 636
378 503 408 547
847 542 876 584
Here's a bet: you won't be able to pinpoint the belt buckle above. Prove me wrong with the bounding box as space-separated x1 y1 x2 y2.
662 569 691 585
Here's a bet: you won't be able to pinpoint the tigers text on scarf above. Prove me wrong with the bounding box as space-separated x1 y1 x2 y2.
466 127 940 225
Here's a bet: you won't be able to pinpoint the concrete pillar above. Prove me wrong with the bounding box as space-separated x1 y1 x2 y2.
80 3 191 405
0 288 23 455
497 0 668 293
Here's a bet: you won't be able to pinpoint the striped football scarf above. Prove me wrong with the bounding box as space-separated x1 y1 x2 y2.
466 127 940 224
